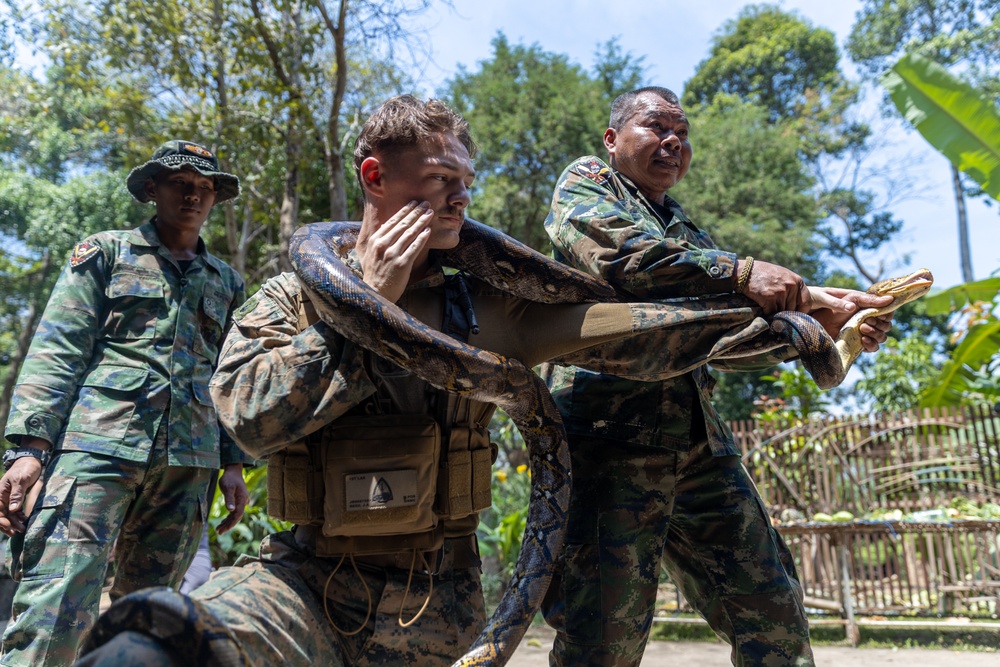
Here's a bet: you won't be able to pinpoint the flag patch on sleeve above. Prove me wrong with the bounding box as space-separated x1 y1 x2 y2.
577 158 611 185
70 240 101 268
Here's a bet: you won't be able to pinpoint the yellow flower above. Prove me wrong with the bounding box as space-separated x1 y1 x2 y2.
495 470 508 483
516 464 528 475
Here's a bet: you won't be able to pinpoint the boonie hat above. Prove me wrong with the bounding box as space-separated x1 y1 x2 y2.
126 140 240 204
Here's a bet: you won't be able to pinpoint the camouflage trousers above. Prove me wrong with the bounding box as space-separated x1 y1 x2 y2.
542 434 814 667
1 429 211 667
75 530 486 667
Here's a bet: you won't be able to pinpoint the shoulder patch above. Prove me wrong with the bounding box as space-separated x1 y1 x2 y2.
69 240 101 268
574 158 612 186
233 294 262 321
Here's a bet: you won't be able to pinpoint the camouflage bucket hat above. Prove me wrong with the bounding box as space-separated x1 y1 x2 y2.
126 139 240 204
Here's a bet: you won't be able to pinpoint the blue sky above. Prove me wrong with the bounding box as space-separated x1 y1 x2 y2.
411 0 998 290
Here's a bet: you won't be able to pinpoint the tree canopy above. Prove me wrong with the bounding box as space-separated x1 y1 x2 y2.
848 0 1000 91
444 34 640 250
683 4 845 126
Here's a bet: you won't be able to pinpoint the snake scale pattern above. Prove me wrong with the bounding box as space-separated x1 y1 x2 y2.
289 219 932 666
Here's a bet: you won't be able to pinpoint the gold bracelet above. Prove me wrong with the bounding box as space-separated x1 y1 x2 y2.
735 256 754 294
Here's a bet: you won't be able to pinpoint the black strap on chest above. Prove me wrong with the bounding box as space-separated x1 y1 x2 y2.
442 272 479 341
435 272 478 424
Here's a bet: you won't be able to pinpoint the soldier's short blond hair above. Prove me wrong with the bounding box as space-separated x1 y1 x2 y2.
353 95 477 192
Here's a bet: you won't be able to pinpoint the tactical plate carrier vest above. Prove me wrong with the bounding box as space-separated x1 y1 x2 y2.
265 274 497 557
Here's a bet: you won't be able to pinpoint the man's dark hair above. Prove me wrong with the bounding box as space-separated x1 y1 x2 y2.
353 95 477 189
609 87 681 131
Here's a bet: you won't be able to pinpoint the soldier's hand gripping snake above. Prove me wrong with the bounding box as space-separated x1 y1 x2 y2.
290 219 932 666
729 268 934 389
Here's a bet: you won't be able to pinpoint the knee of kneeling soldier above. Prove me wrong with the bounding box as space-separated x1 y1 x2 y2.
74 631 183 667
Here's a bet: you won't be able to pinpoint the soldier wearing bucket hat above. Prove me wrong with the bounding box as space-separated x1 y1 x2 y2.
0 139 250 666
127 140 241 204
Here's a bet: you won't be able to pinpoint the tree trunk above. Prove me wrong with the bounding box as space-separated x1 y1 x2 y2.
277 127 302 273
222 202 245 277
328 150 348 220
212 0 246 277
319 0 350 221
250 1 306 274
950 163 973 283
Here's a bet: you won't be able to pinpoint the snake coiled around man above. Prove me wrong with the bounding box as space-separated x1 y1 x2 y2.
290 219 932 666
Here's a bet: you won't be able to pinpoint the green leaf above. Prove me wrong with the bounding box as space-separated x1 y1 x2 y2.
923 277 1000 315
919 319 1000 407
880 52 1000 200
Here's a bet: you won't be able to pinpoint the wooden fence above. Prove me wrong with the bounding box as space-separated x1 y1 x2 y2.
781 521 1000 615
660 404 1000 636
730 404 1000 517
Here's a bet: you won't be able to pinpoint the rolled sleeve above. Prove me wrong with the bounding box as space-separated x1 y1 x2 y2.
210 275 376 460
545 157 738 299
5 411 62 446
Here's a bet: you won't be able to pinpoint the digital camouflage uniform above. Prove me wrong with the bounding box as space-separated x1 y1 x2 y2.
2 220 247 666
77 239 798 667
541 156 814 667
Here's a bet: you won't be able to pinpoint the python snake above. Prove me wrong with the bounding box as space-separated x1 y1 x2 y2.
290 219 932 666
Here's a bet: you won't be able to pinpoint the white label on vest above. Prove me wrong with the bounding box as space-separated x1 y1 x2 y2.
344 470 419 511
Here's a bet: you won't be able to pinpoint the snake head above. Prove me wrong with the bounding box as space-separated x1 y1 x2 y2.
867 268 934 307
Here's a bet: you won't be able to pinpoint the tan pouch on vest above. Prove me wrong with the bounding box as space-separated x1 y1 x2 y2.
321 413 441 538
437 425 494 520
267 441 324 525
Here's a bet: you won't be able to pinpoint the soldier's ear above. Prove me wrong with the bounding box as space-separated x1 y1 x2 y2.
603 128 618 158
360 157 383 198
143 179 157 202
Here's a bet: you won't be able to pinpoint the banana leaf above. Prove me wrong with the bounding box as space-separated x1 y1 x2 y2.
919 319 1000 407
880 53 1000 200
923 277 1000 315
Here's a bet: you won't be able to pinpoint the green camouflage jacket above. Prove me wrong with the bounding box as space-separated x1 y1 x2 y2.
545 155 788 454
5 220 247 468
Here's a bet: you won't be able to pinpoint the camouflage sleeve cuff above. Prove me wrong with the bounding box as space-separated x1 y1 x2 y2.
3 412 62 447
703 249 738 290
633 246 739 299
219 437 251 467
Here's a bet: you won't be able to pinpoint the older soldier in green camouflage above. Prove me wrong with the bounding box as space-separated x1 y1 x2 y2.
540 87 896 667
0 141 251 666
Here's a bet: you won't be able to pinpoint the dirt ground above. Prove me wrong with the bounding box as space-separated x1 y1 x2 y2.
508 626 999 666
